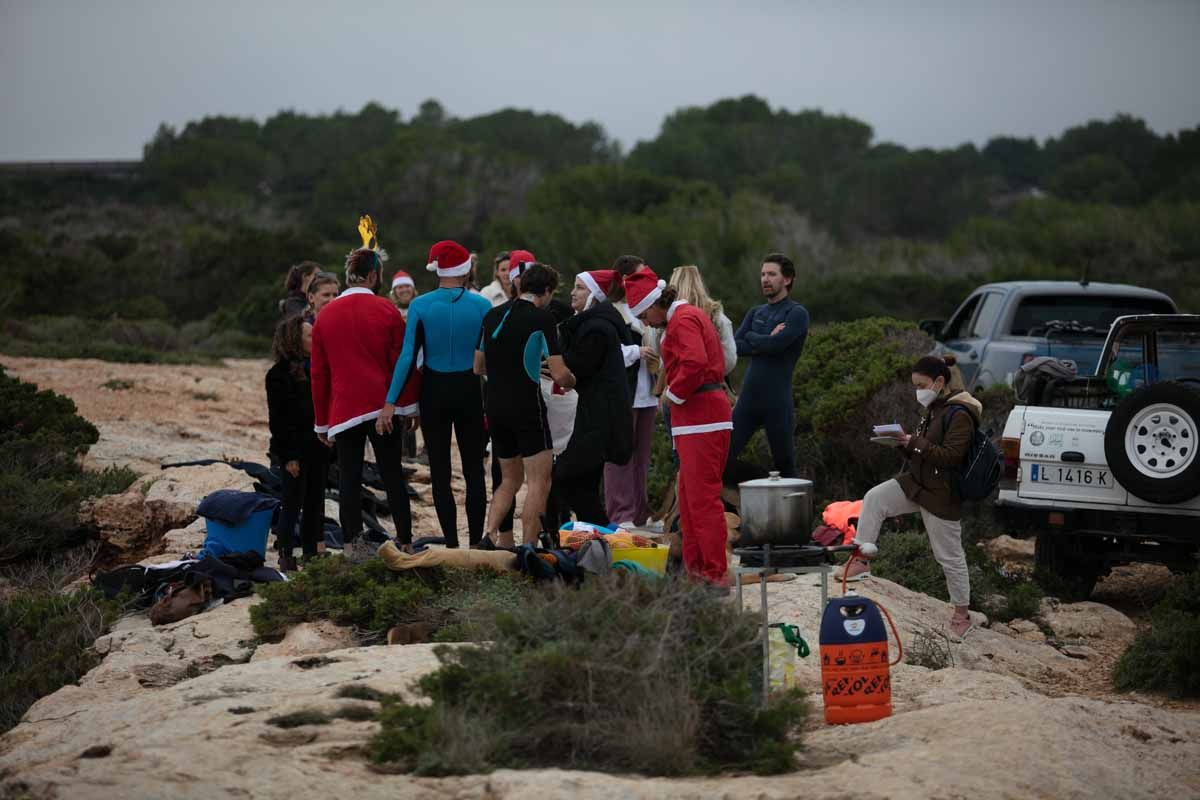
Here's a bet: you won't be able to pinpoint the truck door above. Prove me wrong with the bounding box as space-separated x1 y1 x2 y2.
942 291 1004 390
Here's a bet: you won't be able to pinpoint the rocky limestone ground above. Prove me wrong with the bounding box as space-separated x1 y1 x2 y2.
2 355 1199 799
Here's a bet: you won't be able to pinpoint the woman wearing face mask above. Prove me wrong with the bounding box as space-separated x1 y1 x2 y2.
839 354 980 639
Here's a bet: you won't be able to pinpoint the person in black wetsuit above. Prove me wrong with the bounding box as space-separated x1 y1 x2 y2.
475 263 576 547
727 252 809 478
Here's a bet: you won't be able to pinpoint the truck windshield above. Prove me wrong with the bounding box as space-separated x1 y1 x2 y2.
1010 296 1175 337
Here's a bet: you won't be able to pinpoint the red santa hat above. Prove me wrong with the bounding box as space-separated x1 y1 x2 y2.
390 270 414 289
624 269 666 316
579 269 618 304
508 249 536 281
425 240 472 278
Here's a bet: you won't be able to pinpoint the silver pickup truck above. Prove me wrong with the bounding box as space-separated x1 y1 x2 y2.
921 281 1176 392
996 314 1200 596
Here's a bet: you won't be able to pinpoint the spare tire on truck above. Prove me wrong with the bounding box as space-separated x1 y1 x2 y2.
1104 382 1200 505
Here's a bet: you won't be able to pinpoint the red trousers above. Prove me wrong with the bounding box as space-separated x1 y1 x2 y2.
675 429 731 585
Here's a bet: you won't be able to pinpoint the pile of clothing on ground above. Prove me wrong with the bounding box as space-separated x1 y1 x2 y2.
161 457 413 548
91 488 289 626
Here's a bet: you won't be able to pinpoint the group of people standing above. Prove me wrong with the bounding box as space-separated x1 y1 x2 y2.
266 237 978 636
265 240 810 584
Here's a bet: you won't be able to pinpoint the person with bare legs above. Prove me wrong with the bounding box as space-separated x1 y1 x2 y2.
475 263 575 547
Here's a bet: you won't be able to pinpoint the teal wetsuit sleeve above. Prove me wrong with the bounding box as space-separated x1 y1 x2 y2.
386 303 422 404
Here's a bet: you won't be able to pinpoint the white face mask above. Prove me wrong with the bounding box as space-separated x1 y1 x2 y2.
916 388 939 407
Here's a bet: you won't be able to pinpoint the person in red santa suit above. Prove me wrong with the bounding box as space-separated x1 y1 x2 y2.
311 247 422 560
624 269 732 584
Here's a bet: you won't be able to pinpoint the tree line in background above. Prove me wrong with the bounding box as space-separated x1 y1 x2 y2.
1 95 1198 358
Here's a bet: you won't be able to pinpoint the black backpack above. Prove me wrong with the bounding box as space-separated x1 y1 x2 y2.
943 406 1001 500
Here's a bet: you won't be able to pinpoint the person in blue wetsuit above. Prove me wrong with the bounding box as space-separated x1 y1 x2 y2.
379 240 492 547
727 252 809 478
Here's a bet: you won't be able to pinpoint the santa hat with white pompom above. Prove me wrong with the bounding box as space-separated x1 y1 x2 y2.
425 240 473 278
623 268 666 317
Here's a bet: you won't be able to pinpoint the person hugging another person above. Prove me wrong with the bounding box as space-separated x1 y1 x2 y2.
838 354 980 639
552 269 635 526
265 315 329 571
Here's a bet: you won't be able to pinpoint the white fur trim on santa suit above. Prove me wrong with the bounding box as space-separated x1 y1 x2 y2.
391 274 414 289
315 402 419 440
579 272 606 303
629 279 666 317
670 420 734 436
425 255 473 278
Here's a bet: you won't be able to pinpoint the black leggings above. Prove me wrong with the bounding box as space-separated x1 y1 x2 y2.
420 369 487 547
551 462 607 529
335 420 412 544
276 440 329 557
727 399 796 478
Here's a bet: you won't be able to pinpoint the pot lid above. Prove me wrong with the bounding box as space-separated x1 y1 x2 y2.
738 471 813 489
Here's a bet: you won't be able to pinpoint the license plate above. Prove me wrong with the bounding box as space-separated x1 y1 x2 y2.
1030 463 1110 487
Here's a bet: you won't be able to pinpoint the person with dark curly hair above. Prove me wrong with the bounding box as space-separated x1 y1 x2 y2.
280 260 322 320
265 315 329 570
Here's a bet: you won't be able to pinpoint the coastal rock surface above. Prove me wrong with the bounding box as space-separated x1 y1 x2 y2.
2 355 1198 800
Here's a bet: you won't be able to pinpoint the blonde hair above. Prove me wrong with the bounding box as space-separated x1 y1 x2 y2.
669 265 723 327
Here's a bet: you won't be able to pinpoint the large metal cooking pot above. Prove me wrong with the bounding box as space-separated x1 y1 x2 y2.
736 471 814 546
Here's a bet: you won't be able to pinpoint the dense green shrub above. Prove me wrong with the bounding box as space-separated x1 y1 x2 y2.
1 316 267 364
368 576 807 777
0 587 122 733
424 568 534 643
782 318 932 500
1113 571 1200 698
250 556 431 640
0 367 137 562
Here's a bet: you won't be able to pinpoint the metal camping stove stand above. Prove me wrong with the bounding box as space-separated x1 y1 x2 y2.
733 543 832 705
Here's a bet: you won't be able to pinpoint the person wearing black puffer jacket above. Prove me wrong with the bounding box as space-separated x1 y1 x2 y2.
551 269 635 526
265 315 329 571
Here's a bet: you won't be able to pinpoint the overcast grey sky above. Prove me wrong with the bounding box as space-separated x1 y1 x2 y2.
2 1 1198 160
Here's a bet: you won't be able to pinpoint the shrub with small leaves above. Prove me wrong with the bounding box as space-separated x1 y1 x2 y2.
368 575 807 777
1114 571 1200 698
250 556 431 641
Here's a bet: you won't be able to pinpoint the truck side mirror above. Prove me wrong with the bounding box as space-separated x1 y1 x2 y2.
919 319 945 341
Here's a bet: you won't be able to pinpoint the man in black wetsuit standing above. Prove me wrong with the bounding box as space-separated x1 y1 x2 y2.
727 252 809 478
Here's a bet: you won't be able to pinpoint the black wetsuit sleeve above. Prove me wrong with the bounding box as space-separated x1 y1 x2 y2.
744 304 809 354
735 307 757 356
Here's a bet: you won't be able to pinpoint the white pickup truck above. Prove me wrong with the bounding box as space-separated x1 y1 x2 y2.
996 314 1200 596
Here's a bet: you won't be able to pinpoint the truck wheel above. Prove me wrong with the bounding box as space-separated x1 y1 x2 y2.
1034 533 1097 600
1104 382 1200 505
